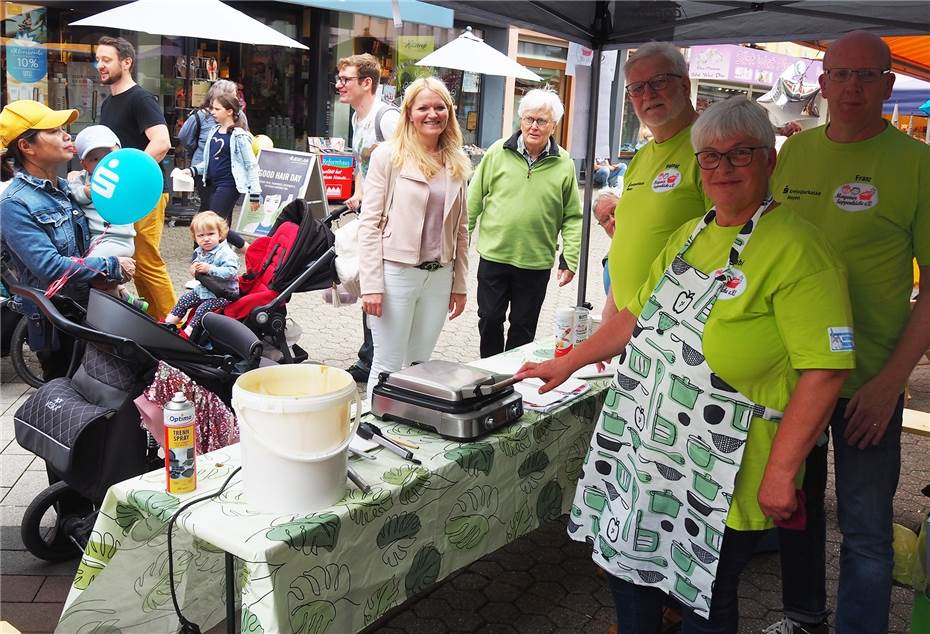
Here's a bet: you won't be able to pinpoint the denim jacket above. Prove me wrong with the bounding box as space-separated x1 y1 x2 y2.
191 125 261 200
0 172 122 349
178 109 249 166
191 240 239 300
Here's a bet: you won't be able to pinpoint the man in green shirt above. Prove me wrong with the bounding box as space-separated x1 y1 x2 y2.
768 31 930 634
605 42 709 319
468 89 581 358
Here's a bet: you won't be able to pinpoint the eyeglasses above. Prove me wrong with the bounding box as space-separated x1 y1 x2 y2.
625 73 681 97
694 146 767 170
595 215 614 228
823 67 891 83
334 75 361 86
521 116 552 128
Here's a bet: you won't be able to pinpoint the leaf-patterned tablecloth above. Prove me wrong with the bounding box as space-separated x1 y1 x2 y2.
57 374 607 633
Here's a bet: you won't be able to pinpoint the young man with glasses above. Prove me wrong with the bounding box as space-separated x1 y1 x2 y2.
467 88 581 358
767 31 930 634
336 53 400 383
604 42 709 322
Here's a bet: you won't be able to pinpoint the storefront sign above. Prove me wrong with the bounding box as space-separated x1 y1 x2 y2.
396 35 434 91
319 154 354 201
236 148 326 236
3 3 48 103
689 44 821 86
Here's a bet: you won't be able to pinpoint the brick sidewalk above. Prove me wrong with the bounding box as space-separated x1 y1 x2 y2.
2 221 928 633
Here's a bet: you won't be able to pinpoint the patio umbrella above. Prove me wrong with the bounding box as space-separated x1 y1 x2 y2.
70 0 308 49
416 27 542 81
921 99 930 116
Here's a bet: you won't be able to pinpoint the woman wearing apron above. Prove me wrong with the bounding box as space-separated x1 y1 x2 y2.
517 98 855 632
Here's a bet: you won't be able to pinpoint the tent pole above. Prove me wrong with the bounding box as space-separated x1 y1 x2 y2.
576 44 602 308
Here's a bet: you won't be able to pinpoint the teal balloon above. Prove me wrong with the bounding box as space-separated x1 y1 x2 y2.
89 148 162 225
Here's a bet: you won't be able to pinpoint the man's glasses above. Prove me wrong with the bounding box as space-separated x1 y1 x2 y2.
521 116 552 128
823 68 891 83
334 75 361 86
694 146 767 170
625 73 681 97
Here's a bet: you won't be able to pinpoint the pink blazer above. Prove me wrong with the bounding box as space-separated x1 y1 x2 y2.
358 143 469 295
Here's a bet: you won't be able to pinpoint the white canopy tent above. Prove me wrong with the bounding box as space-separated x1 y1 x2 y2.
71 0 308 49
416 27 543 80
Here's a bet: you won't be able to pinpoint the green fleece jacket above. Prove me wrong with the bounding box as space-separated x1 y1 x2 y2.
467 132 582 271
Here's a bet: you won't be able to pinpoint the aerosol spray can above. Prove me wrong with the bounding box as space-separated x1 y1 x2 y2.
164 392 197 494
554 306 575 357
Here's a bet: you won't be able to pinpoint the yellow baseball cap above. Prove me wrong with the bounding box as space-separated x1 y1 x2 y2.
0 100 79 150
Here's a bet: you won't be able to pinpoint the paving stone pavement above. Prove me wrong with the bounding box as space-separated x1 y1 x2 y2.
1 215 928 633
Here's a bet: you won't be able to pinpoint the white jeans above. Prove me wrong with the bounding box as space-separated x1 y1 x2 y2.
366 261 453 399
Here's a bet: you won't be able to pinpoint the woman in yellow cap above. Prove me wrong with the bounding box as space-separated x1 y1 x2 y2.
0 100 135 380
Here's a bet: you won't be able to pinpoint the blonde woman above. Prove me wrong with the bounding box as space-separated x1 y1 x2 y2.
358 77 472 397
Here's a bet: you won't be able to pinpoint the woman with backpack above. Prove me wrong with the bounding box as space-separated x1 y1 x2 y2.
185 94 260 250
178 80 248 212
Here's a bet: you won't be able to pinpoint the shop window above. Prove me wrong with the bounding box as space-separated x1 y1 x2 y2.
326 14 482 147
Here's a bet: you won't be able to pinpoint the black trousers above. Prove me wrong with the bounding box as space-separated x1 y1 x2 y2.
476 257 550 358
355 312 374 370
204 183 246 249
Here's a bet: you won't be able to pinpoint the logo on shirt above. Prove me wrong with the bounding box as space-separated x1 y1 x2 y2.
713 267 747 300
651 167 682 192
833 182 878 211
828 327 855 352
781 185 822 202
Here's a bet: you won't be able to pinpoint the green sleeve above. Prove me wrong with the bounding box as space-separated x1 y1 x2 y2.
773 267 856 370
560 163 583 272
467 152 488 235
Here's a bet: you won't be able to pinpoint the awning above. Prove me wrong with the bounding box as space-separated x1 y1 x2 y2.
281 0 453 28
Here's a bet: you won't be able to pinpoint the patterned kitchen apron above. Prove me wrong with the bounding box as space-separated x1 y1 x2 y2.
568 197 783 618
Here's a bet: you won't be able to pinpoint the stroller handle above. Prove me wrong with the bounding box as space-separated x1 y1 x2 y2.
6 283 155 365
253 246 336 320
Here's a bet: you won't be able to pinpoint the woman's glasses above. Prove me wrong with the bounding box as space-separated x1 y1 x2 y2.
694 146 767 170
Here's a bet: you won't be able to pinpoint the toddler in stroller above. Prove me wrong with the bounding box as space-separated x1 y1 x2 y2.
10 283 266 561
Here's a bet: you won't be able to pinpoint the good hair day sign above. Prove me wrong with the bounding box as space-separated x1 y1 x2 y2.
235 148 328 236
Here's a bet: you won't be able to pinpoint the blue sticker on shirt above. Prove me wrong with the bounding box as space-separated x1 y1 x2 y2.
828 327 855 352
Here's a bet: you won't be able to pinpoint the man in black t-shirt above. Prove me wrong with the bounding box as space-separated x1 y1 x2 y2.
97 35 176 320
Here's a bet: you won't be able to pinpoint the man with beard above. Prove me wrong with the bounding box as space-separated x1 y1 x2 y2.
604 42 709 319
96 35 176 320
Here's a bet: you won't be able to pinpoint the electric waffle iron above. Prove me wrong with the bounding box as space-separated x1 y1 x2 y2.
371 360 524 440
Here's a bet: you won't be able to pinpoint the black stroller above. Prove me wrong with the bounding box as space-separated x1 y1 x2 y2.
9 283 267 561
215 198 349 363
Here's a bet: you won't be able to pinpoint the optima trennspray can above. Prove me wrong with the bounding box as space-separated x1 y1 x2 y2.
164 392 197 494
554 306 575 357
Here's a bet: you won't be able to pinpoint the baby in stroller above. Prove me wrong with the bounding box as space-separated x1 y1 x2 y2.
164 211 240 332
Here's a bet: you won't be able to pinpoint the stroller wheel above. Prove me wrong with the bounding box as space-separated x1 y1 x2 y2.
10 318 44 388
21 481 94 562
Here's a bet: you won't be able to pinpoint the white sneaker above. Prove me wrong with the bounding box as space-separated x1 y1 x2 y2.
762 618 828 634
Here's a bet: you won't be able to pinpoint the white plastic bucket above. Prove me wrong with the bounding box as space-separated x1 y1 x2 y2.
232 364 361 514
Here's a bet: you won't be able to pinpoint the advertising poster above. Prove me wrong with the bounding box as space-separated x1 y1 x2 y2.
395 35 434 93
3 3 48 103
319 154 354 201
235 149 326 236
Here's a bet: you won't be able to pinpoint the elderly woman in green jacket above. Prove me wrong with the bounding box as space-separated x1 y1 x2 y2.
467 88 582 359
